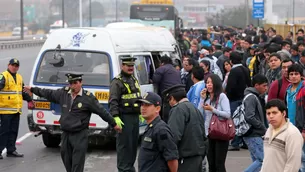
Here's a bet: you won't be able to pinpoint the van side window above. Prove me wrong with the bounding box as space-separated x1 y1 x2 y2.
134 55 153 85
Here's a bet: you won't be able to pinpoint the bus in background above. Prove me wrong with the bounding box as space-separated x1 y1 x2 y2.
129 0 183 38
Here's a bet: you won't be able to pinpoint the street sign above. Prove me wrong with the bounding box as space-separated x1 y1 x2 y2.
24 5 36 23
252 0 264 19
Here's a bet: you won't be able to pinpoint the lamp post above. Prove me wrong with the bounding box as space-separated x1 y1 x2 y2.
89 0 92 27
292 0 295 24
20 0 24 40
79 0 83 27
115 0 118 22
62 0 65 28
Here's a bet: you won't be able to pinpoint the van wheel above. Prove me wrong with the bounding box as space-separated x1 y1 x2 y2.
42 133 61 148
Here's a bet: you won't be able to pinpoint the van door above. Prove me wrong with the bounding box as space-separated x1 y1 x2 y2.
132 53 156 96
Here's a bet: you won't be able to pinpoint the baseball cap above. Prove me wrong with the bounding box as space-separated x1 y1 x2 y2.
9 58 20 66
136 92 162 106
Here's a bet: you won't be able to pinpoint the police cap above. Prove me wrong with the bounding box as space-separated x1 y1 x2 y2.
162 84 186 99
65 73 83 82
120 56 137 65
9 58 20 66
136 92 162 106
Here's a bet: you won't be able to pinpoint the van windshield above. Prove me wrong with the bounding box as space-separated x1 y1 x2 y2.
35 50 111 86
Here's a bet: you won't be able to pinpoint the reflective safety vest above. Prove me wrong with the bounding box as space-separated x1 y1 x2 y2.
116 74 141 113
0 71 23 114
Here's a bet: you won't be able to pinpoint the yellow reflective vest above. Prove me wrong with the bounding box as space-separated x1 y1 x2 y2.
116 74 141 112
0 71 23 114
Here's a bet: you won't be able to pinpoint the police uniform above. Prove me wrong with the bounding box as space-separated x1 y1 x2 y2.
137 92 179 172
162 85 208 172
0 58 32 159
30 73 117 172
109 56 141 172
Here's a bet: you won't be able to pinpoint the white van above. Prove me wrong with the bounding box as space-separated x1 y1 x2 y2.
27 27 181 147
105 22 182 63
12 27 28 36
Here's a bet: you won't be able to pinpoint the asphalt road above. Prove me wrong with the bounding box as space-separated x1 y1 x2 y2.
0 47 252 172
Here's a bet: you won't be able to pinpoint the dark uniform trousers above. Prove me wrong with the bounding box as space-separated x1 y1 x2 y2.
0 113 20 153
61 129 88 172
117 114 139 172
178 156 203 172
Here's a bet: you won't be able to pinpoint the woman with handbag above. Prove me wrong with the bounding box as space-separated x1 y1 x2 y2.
200 74 232 172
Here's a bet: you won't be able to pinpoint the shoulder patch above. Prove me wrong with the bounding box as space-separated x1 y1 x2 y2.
64 86 69 91
86 91 91 96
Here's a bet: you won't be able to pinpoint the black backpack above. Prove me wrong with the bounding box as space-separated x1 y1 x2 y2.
277 78 283 98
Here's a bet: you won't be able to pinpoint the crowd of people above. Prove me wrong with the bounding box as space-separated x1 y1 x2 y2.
150 25 305 172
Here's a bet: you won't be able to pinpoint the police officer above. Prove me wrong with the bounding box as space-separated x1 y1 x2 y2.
109 56 143 172
0 58 34 159
24 73 121 172
162 85 207 172
137 92 179 172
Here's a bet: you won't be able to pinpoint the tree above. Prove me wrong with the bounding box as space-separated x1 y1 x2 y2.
206 5 259 28
90 1 104 18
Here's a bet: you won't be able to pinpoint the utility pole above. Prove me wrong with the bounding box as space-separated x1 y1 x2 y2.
62 0 65 28
89 0 92 27
293 0 295 24
246 0 249 26
115 0 118 22
79 0 83 27
207 0 210 20
20 0 24 40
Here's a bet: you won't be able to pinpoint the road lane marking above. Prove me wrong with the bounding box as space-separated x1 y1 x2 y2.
1 132 33 155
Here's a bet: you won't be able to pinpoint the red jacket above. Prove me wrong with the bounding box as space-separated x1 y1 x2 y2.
267 76 290 101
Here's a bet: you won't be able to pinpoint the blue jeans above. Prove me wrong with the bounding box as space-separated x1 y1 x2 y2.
230 100 242 148
300 143 305 172
243 137 264 172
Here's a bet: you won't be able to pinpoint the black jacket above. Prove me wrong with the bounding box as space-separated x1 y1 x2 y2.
225 65 251 101
153 64 181 95
31 86 116 132
168 99 207 158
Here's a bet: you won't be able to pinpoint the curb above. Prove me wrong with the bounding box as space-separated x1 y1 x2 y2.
0 40 45 50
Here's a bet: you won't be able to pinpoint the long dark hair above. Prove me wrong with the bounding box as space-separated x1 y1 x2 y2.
223 59 232 74
204 74 223 104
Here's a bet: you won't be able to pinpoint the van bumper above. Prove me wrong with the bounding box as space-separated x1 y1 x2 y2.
27 112 116 137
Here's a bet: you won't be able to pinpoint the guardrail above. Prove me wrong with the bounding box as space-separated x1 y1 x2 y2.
0 35 33 41
0 40 45 50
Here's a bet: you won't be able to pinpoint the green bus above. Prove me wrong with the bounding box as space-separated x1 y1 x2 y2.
129 4 183 38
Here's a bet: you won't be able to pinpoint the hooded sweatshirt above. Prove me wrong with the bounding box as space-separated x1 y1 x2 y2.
243 87 268 137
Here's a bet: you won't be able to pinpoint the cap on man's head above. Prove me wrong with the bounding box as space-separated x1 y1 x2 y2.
120 56 137 65
65 73 83 82
9 58 20 66
162 84 186 99
136 92 162 106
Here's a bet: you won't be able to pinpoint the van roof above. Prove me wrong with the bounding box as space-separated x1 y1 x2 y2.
43 27 175 53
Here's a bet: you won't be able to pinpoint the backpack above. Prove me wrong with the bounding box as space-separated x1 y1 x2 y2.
277 78 282 98
232 93 258 136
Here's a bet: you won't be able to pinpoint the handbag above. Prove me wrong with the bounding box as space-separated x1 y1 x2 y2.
208 96 236 141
